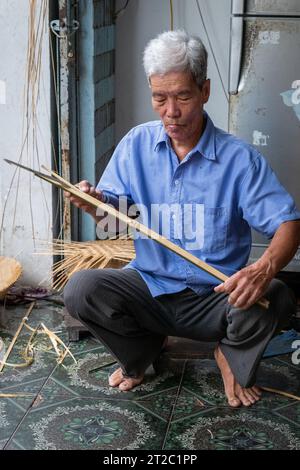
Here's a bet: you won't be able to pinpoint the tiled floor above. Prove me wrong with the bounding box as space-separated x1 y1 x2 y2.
0 301 300 450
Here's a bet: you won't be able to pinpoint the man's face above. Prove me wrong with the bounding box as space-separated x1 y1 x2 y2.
150 71 210 145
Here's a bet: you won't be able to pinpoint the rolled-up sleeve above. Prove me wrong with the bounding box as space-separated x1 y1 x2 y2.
239 152 300 238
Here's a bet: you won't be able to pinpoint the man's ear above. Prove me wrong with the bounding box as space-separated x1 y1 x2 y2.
201 79 210 104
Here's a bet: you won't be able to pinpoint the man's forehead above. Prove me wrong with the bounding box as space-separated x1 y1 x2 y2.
150 71 196 92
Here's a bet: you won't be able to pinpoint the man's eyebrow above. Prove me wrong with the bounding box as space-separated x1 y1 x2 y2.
177 90 192 96
152 90 192 97
152 92 166 97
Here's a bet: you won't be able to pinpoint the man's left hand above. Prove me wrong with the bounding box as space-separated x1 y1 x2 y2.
214 260 274 310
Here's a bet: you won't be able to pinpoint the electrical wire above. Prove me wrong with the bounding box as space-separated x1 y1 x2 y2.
114 0 131 20
195 0 229 103
170 0 174 30
0 0 58 271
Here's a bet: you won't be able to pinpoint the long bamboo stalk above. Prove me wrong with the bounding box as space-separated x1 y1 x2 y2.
4 159 269 309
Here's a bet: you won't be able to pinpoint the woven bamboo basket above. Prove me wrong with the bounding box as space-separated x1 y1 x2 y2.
0 256 22 300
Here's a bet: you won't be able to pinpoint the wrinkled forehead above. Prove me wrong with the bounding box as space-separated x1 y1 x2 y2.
149 71 197 93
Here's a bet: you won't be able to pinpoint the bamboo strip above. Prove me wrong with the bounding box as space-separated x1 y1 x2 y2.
0 393 36 398
0 301 35 373
261 386 300 402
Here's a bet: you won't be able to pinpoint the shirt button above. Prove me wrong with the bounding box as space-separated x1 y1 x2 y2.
174 180 179 186
172 214 176 220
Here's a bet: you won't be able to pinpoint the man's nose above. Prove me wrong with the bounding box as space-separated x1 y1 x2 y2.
166 99 181 118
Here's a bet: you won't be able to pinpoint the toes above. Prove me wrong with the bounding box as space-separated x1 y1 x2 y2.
118 380 132 391
252 386 262 396
244 390 256 405
247 387 261 402
118 377 143 391
228 396 242 408
235 386 252 406
108 368 123 387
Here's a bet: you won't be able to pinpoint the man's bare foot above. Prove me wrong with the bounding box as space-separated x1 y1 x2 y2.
214 346 262 408
108 367 144 391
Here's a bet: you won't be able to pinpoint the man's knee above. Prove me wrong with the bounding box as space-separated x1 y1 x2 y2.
226 279 295 342
63 270 96 319
267 278 296 329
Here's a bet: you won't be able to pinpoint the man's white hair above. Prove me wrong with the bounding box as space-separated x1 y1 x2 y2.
143 30 208 87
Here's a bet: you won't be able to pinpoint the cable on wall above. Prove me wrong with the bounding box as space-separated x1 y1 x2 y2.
170 0 174 30
114 0 131 20
195 0 229 103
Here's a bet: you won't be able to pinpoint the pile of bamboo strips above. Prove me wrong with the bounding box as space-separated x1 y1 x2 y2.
42 238 135 291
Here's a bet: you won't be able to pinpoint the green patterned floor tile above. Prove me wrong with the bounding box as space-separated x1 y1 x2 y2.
67 336 107 356
5 397 170 450
28 377 80 411
0 395 34 449
274 402 300 427
172 388 213 421
179 359 229 407
1 302 65 338
0 334 61 388
133 387 179 422
178 357 300 411
4 439 26 450
0 378 45 410
0 439 9 450
164 407 300 450
256 357 300 399
50 351 184 401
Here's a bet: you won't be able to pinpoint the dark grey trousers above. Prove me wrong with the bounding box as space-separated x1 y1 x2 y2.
63 268 296 387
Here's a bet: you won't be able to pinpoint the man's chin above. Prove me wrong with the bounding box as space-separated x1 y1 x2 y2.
165 127 186 139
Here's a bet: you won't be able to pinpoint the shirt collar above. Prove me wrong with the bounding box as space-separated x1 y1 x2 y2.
154 111 217 161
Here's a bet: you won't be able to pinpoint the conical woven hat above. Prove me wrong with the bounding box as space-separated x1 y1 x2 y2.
0 257 22 299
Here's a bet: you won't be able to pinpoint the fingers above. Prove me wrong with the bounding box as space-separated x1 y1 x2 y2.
214 275 238 295
64 180 104 215
214 283 225 293
78 180 91 192
78 182 103 201
214 273 266 309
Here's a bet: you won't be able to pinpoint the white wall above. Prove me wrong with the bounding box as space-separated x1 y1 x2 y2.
115 0 231 142
0 0 53 287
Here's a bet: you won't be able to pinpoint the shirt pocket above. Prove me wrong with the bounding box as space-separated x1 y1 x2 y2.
183 202 228 253
203 207 228 253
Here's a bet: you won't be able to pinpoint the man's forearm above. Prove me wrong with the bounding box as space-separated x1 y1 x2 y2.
257 220 300 278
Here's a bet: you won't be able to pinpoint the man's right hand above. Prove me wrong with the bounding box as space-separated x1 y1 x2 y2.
64 180 105 219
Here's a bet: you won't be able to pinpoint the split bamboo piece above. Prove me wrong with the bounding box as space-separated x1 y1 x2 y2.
0 301 35 373
260 386 300 402
4 159 270 309
0 393 36 398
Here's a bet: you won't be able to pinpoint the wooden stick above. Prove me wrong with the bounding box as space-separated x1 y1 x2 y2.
0 301 35 373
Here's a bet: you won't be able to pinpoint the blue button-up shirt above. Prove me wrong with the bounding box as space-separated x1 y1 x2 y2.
97 113 300 297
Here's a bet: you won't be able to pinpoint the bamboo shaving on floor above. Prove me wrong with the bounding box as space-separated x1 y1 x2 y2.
0 302 76 385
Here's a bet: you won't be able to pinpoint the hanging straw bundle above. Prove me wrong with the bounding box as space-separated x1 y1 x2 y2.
0 257 22 300
40 238 135 291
